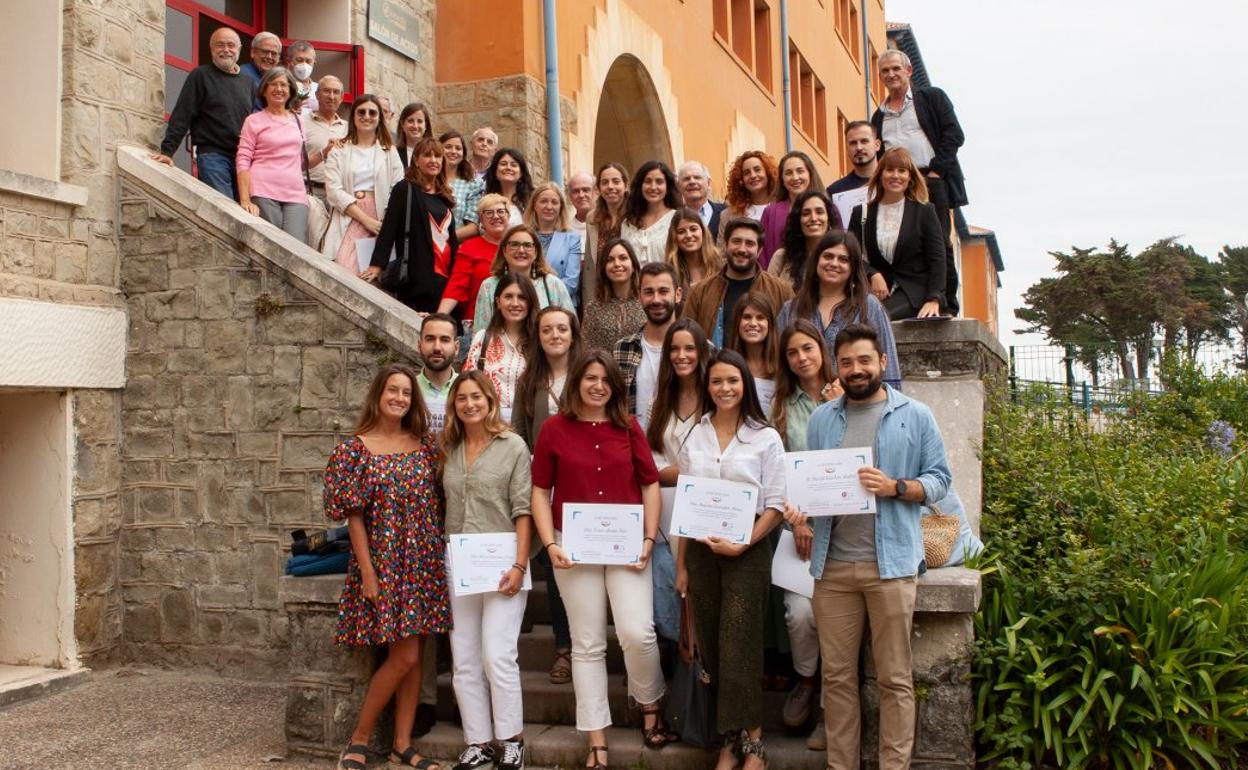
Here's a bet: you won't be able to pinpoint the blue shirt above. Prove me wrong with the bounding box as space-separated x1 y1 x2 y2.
804 384 951 579
541 230 584 305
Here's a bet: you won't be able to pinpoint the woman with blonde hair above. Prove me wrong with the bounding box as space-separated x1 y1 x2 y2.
663 207 722 292
471 224 576 334
321 93 404 271
324 363 448 770
847 146 947 319
440 370 533 770
523 182 584 307
716 150 777 244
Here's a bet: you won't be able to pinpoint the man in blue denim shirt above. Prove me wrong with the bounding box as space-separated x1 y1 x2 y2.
785 323 951 770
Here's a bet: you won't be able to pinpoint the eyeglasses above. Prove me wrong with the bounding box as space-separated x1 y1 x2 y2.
255 48 282 59
481 208 509 218
356 109 379 117
505 242 536 252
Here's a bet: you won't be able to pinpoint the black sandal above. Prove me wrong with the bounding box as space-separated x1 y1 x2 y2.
641 703 680 748
390 746 441 769
338 743 369 770
586 744 608 770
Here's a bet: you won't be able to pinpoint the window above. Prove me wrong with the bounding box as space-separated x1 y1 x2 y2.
868 42 884 106
833 0 861 68
848 3 860 64
788 42 828 156
712 0 773 91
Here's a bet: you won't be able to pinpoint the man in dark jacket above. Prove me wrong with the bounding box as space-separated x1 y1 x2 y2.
151 27 252 200
871 49 966 315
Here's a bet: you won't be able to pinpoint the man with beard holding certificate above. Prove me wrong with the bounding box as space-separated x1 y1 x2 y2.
784 323 951 770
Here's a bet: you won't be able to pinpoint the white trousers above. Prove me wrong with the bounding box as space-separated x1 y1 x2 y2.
446 559 528 744
783 589 821 677
553 554 665 731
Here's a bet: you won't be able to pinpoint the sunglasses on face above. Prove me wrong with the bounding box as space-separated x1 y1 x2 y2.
356 108 379 117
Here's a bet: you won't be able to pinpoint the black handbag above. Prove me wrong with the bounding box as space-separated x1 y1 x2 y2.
664 596 718 747
379 182 413 293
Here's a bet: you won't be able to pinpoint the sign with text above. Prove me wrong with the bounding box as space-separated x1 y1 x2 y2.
368 0 420 61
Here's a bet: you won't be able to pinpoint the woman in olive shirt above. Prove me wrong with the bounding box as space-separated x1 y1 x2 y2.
440 371 532 770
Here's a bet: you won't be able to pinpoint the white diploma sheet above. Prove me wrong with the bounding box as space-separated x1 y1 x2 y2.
561 503 644 565
354 237 376 273
785 447 877 516
831 187 869 233
771 529 814 599
669 474 757 543
448 532 532 597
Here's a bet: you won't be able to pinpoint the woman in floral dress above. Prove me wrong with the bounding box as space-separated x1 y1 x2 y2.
325 362 450 770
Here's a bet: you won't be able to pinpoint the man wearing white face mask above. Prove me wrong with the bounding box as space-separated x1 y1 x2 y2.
286 41 319 114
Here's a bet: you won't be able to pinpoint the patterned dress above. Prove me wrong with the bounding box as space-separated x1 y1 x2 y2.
325 435 452 646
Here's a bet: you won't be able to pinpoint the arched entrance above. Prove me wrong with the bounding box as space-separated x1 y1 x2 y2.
592 55 673 174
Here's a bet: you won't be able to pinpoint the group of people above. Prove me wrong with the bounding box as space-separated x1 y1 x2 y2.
154 30 973 770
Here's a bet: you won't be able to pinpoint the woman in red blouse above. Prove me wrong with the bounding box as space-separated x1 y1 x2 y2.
530 351 675 769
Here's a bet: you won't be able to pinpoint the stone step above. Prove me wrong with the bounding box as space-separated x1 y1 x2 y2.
413 722 826 770
434 671 815 732
518 624 625 674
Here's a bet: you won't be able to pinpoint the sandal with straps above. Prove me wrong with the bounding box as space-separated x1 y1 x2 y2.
337 743 369 770
740 734 768 770
640 703 679 748
586 744 609 770
390 746 441 770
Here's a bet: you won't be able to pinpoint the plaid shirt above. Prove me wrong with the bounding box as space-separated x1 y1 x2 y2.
612 328 646 415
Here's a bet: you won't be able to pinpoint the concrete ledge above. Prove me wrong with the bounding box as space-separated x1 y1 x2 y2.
0 667 89 710
0 297 127 388
280 574 344 606
892 318 1007 380
116 145 422 360
916 566 982 614
0 168 88 208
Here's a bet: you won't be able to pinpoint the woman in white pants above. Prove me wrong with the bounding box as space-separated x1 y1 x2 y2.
441 371 533 770
531 351 675 770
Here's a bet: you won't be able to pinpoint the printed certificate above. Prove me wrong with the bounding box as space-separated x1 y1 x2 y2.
785 447 877 516
770 529 814 599
447 532 532 597
669 474 757 543
561 503 644 565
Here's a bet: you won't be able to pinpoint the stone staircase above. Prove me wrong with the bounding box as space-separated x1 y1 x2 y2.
409 564 829 770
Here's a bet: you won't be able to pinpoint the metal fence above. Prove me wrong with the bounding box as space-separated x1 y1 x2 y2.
1008 341 1245 413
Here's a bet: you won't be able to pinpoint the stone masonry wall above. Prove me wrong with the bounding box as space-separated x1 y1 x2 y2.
115 162 422 676
436 75 577 182
353 0 437 120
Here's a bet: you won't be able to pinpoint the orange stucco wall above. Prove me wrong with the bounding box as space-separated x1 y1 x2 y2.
960 240 999 336
435 0 886 190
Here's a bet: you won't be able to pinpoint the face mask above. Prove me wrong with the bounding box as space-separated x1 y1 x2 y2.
292 63 313 81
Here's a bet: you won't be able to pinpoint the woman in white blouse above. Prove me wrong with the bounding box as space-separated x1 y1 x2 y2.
728 292 782 416
463 272 538 410
675 348 786 770
619 161 680 265
645 318 711 644
321 94 404 272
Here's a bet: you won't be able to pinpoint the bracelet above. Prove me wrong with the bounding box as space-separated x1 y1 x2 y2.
543 542 556 551
512 562 527 574
643 536 656 544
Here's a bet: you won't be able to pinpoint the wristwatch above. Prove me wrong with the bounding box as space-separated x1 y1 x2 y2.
893 479 908 498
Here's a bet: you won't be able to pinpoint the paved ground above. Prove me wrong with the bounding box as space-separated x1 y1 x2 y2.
0 667 332 770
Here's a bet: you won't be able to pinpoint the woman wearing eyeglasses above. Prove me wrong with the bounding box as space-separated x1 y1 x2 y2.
470 225 575 336
438 194 513 328
321 94 404 271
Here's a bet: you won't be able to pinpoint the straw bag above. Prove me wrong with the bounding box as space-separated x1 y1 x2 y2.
921 501 961 568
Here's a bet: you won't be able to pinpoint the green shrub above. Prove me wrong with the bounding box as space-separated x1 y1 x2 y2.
976 371 1248 767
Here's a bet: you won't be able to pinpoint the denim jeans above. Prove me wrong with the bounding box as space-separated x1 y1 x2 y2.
196 151 238 200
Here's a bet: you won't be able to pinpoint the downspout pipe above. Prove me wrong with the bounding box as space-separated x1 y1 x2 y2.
861 0 872 117
780 0 793 151
543 0 564 184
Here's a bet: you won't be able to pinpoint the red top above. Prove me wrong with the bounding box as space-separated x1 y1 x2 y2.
441 236 497 321
531 413 660 531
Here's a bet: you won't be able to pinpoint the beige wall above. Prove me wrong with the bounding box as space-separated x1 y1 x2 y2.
0 391 76 669
0 4 61 180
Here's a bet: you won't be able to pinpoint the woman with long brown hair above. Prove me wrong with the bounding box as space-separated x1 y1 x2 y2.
322 93 404 271
530 351 672 769
581 239 647 354
728 291 783 415
463 272 540 409
776 230 901 389
324 363 448 770
362 135 458 312
439 129 485 240
759 151 825 269
581 162 630 302
767 190 835 290
440 370 532 770
663 207 722 291
395 102 434 168
716 150 777 244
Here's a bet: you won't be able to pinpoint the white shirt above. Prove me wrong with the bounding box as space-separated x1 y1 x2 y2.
633 337 664 427
880 89 936 169
753 377 776 416
876 199 905 265
745 203 767 221
350 146 375 193
677 415 787 514
620 209 676 264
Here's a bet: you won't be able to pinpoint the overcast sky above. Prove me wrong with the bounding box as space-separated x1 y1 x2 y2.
884 0 1247 349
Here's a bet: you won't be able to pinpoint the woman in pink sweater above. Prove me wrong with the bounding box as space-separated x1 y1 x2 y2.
237 67 308 240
